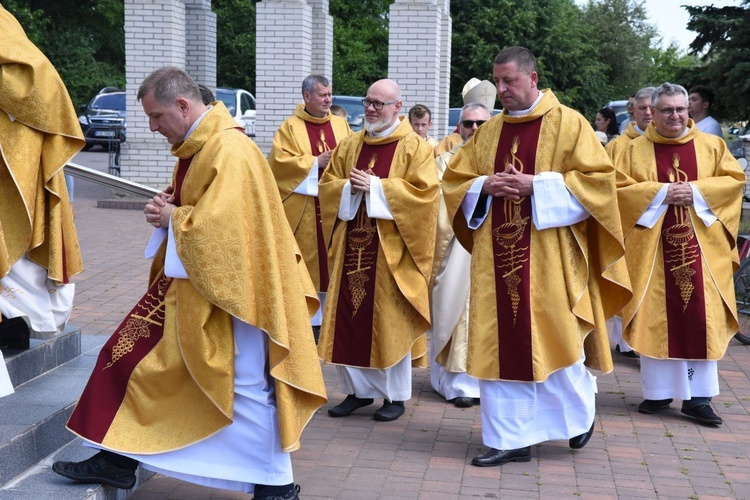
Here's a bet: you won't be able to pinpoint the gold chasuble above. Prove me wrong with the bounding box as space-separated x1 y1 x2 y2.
269 104 351 291
0 5 84 284
435 132 462 156
443 90 632 382
616 121 744 360
605 122 640 163
67 103 327 454
318 117 439 369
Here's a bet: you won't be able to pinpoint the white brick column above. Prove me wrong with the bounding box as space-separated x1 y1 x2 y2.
122 0 187 188
308 0 333 78
185 0 217 87
255 0 313 155
438 1 452 136
388 0 446 136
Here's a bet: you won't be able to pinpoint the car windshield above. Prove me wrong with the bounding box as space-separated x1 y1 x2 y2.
91 93 125 111
332 97 363 121
215 90 236 115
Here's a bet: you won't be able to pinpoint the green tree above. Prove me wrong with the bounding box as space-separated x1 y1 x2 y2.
3 0 125 107
330 0 393 96
213 0 256 92
679 1 750 121
450 0 607 118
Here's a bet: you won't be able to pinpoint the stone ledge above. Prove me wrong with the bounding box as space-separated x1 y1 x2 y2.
96 199 148 211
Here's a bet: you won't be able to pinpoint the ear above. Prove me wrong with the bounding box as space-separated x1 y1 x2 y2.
302 91 311 104
529 71 539 88
394 100 403 113
176 97 190 116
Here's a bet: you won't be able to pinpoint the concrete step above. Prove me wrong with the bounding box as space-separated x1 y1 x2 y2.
0 439 153 499
4 325 82 388
0 334 106 489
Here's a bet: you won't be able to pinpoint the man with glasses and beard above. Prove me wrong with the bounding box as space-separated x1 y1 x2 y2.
317 79 439 422
616 82 744 426
428 102 491 408
443 46 631 466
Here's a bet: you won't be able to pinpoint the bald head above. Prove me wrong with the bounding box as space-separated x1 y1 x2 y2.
363 79 403 134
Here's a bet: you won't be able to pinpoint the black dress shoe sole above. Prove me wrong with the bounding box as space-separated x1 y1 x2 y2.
681 407 723 426
569 423 595 449
327 397 374 417
452 397 475 408
638 400 672 414
471 449 531 467
373 402 405 421
52 461 136 489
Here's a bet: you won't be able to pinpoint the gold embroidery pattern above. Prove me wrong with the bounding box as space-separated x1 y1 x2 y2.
103 276 170 370
0 283 23 299
494 136 529 325
662 154 698 311
317 129 331 154
345 154 378 315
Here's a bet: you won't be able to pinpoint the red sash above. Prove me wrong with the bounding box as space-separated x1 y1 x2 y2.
490 118 542 381
331 141 398 366
655 141 707 358
68 156 193 442
304 120 337 292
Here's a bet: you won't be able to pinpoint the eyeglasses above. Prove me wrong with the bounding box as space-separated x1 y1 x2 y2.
656 107 688 117
461 120 486 128
461 120 487 128
362 99 398 110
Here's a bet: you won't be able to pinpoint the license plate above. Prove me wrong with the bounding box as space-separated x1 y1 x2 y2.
94 130 116 137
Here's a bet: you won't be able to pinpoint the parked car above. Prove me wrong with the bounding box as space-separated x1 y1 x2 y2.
332 95 365 131
78 87 126 150
216 87 256 137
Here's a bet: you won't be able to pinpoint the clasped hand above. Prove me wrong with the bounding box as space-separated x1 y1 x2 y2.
350 168 374 193
664 182 693 206
481 164 534 200
144 187 175 228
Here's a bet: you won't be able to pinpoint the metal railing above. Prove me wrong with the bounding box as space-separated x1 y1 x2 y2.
64 161 160 198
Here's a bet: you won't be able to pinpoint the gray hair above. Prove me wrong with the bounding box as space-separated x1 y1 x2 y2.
302 75 330 94
635 86 655 101
651 83 688 108
460 102 490 120
493 46 537 74
137 66 202 104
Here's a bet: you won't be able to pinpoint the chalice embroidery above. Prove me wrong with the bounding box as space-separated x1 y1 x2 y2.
345 154 378 316
103 276 170 370
493 136 529 325
662 153 698 312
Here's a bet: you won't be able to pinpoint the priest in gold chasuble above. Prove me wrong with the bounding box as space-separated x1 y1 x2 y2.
0 5 84 348
616 83 744 427
54 68 326 499
603 86 656 357
318 79 439 422
429 103 491 408
269 75 351 333
443 47 631 467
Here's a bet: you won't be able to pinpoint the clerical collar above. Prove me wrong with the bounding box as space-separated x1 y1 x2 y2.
635 124 645 135
184 105 212 141
506 90 544 117
368 118 400 138
304 108 328 119
656 127 691 140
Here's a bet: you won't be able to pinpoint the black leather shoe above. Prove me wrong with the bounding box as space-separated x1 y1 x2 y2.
328 394 374 417
638 398 673 414
52 452 137 489
681 404 723 426
451 397 476 408
373 400 405 421
569 422 595 449
253 484 300 499
471 446 531 467
615 345 639 358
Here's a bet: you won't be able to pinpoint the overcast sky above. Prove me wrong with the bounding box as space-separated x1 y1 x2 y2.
576 0 744 52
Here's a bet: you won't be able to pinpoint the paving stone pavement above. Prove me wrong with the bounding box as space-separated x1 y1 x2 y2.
61 151 750 499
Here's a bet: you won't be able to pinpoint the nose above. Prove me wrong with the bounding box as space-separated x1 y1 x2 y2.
496 81 507 93
149 117 158 132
